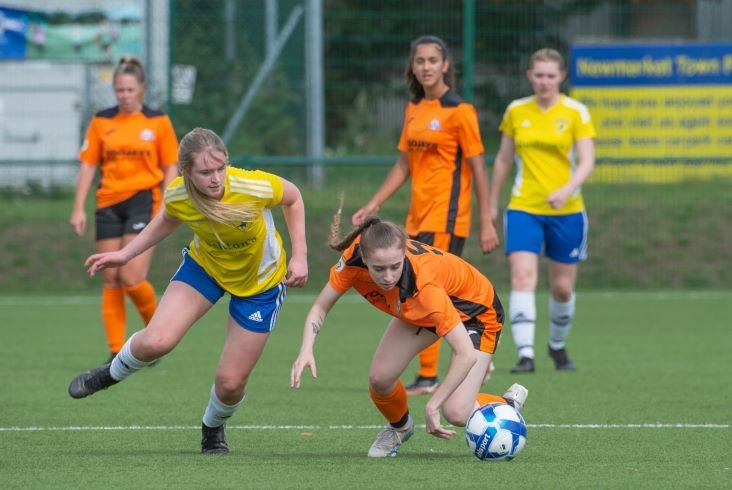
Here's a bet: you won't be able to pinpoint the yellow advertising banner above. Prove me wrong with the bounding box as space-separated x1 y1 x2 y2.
570 44 732 182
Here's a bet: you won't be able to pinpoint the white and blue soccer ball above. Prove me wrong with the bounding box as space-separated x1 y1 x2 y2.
465 402 527 461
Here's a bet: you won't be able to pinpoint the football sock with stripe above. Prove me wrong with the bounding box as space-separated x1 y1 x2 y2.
549 293 575 350
510 290 536 359
370 379 409 427
109 332 158 381
202 385 245 428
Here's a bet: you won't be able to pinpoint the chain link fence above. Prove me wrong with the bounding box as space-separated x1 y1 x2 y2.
1 0 731 291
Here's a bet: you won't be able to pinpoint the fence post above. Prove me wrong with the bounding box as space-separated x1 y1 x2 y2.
462 0 475 103
306 0 325 188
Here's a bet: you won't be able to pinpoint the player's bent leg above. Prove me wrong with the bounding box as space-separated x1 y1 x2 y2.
406 340 441 396
215 314 271 401
441 351 494 426
68 282 213 399
370 318 436 393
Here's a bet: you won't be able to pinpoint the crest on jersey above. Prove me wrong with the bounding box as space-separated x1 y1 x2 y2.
335 256 345 272
428 118 441 131
140 129 155 141
555 118 570 132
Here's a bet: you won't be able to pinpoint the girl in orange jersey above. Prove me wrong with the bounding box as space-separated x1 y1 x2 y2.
291 215 526 458
352 35 499 395
70 56 179 361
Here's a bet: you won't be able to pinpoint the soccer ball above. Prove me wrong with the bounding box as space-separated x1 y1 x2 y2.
465 402 527 461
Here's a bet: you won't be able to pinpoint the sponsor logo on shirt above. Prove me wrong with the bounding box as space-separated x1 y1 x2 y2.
407 139 438 151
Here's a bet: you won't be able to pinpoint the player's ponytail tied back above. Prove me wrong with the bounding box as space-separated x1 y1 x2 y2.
327 196 378 251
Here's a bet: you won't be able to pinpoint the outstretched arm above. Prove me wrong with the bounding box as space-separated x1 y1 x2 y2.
352 153 410 225
85 210 181 275
279 177 308 288
467 154 499 253
290 283 343 388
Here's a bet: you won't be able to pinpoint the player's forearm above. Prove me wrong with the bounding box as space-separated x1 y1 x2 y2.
367 156 410 208
469 156 492 221
299 305 326 354
426 348 476 413
72 163 96 211
282 197 308 262
564 139 595 194
124 211 180 260
490 157 512 210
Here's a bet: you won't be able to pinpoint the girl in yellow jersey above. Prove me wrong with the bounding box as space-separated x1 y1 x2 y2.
352 35 499 395
489 48 596 374
68 128 308 455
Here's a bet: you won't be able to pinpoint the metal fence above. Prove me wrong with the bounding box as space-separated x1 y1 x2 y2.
1 0 732 291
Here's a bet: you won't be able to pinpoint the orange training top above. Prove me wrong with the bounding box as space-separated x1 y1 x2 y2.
78 105 179 208
397 90 485 238
329 238 503 339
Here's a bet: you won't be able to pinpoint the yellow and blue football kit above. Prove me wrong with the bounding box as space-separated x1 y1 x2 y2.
499 94 595 216
164 166 287 297
500 95 595 262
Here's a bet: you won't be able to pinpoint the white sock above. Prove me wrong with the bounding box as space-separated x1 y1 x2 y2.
109 332 158 381
510 291 536 359
549 293 575 350
202 384 245 428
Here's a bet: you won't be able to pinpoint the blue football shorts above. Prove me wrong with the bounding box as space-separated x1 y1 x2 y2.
170 249 287 333
504 209 588 263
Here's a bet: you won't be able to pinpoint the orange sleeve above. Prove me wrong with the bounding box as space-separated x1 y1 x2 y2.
157 115 179 167
397 103 411 153
456 103 484 158
328 254 357 294
413 284 462 337
78 117 102 165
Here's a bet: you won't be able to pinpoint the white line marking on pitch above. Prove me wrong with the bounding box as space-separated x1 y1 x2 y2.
0 423 728 432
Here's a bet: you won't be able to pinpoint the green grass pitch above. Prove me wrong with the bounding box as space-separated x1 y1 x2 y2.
0 291 729 488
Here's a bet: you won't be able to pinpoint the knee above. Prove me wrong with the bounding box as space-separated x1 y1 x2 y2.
511 271 535 291
134 331 175 359
118 271 145 289
551 287 574 303
215 371 248 401
442 404 470 427
368 374 395 394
